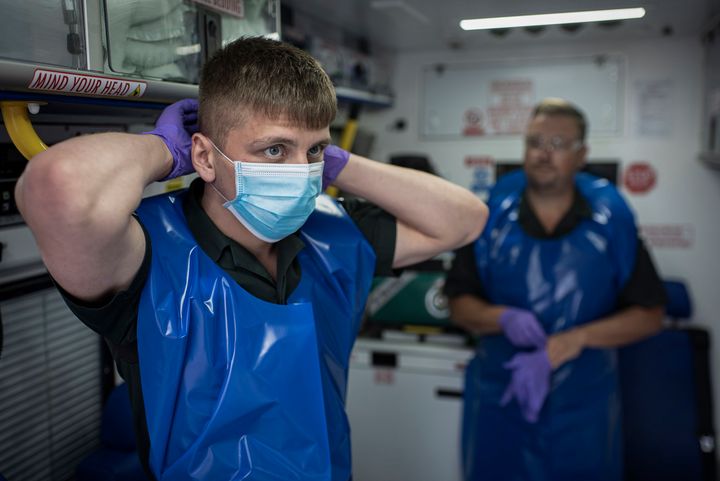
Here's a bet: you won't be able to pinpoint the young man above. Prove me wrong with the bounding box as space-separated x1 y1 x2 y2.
445 99 666 481
16 37 487 481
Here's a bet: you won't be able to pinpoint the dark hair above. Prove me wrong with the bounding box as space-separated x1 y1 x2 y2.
199 36 337 147
531 98 587 142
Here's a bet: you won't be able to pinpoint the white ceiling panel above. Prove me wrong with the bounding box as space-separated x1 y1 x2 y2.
282 0 716 52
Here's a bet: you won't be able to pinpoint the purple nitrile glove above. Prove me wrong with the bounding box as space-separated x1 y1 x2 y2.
322 144 350 190
143 98 199 181
500 349 552 423
498 307 547 348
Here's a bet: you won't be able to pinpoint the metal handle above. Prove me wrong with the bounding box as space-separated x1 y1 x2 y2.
436 388 463 399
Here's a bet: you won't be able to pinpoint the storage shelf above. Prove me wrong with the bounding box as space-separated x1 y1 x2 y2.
0 65 393 119
334 86 393 108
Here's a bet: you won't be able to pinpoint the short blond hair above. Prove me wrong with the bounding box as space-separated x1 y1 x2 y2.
199 37 337 147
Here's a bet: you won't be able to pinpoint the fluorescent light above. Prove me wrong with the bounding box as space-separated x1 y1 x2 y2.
460 7 646 31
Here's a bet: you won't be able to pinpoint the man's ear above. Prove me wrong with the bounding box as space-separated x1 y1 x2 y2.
191 133 216 182
576 144 589 171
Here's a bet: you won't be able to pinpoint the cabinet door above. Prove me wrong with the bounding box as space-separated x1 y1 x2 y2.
104 0 279 84
347 364 465 481
0 0 87 69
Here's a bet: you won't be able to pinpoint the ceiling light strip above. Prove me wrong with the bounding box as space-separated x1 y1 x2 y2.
460 8 646 31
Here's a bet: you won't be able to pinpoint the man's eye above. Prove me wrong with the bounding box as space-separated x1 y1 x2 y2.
525 136 541 148
308 145 323 157
550 137 568 149
264 145 284 158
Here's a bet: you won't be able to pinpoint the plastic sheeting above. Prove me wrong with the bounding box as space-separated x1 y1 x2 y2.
105 0 277 82
135 191 375 480
463 171 637 481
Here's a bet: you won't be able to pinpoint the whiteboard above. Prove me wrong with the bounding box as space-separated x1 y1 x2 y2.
421 55 624 138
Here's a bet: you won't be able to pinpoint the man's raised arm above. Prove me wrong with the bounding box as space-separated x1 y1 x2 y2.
16 99 197 302
331 151 488 268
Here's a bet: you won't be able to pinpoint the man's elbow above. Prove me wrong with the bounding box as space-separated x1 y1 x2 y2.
635 305 664 338
447 297 473 331
448 311 469 331
646 305 665 334
457 200 489 247
17 152 91 228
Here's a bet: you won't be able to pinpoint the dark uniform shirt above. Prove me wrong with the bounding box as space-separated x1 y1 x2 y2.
59 179 398 479
444 188 667 309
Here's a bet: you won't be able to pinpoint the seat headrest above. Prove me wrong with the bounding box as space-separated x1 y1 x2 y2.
663 280 692 320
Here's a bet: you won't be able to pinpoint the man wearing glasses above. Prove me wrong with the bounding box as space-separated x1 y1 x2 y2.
445 98 667 481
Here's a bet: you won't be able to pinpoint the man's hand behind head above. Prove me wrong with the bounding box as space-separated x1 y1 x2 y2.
143 98 199 181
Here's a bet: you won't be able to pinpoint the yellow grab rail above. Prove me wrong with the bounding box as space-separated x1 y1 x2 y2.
326 103 361 197
1 101 48 160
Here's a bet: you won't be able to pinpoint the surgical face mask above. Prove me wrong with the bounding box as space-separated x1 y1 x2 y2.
209 140 324 242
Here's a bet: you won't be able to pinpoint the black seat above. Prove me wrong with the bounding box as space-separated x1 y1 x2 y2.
75 383 149 481
619 280 717 481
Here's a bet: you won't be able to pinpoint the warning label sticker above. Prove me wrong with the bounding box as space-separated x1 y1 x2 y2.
640 223 694 249
27 69 147 98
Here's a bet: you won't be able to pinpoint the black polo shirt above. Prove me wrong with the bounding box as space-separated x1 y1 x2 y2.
59 179 398 479
444 188 667 309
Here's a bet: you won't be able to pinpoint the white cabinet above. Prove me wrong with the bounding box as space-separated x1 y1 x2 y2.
0 0 279 102
346 338 473 481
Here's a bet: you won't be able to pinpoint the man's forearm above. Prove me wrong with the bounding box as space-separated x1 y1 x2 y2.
15 132 171 302
334 154 488 266
448 295 505 335
18 132 172 221
547 305 664 368
577 306 664 348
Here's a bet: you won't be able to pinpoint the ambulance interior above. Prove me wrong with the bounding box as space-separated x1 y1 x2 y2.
0 0 718 480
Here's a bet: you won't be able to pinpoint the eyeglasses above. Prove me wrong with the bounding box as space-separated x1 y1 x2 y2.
525 135 583 153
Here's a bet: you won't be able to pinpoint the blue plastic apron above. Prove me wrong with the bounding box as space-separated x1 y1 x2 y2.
135 191 375 481
463 171 637 481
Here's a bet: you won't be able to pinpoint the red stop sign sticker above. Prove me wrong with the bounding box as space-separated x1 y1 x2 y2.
624 162 657 194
